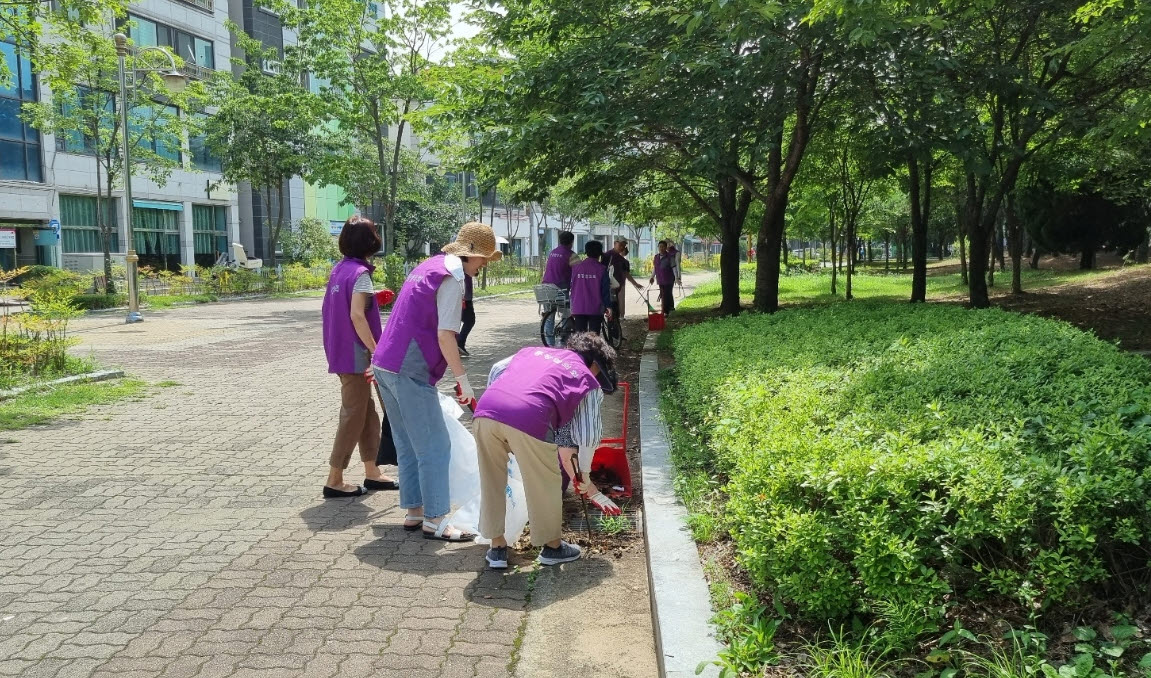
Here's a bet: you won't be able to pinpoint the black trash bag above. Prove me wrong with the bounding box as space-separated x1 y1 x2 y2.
376 409 398 467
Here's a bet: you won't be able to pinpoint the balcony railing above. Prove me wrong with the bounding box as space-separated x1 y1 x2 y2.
179 62 214 81
174 0 214 12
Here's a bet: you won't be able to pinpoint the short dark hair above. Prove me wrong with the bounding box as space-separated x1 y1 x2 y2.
339 216 381 259
559 231 575 247
585 240 604 259
564 332 617 390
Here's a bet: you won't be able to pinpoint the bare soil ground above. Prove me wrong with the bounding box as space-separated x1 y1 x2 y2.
984 262 1151 352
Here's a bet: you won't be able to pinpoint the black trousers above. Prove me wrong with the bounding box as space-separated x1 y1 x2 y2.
659 284 674 314
572 314 602 335
458 300 475 347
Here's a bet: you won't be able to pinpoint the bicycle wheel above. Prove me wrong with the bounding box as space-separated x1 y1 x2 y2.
555 316 573 347
540 311 554 346
606 316 623 349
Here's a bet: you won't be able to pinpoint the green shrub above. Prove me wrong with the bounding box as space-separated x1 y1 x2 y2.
669 303 1151 625
72 293 126 310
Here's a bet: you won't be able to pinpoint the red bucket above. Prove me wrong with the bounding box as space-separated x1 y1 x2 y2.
647 311 665 331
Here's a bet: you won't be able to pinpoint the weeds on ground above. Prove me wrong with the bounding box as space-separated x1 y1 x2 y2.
597 514 630 535
0 379 145 431
803 626 896 678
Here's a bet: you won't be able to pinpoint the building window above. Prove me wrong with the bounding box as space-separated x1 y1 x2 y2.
133 206 180 270
192 204 227 266
0 42 43 182
57 86 113 155
127 14 214 70
60 195 119 253
130 103 181 162
188 114 220 172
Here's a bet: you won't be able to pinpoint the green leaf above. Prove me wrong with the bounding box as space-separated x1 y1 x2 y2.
1073 627 1097 642
1110 624 1138 641
1099 643 1124 658
1138 652 1151 668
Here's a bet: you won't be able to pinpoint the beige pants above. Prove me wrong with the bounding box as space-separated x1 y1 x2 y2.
330 373 381 469
474 417 562 547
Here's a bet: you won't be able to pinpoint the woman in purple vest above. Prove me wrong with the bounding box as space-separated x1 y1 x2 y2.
569 240 613 335
372 222 501 542
320 216 398 498
472 333 618 569
541 230 577 289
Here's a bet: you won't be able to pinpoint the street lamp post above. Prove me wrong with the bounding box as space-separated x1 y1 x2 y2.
112 33 187 325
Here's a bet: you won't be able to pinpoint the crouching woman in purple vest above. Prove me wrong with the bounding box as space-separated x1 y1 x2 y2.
472 333 618 569
371 223 501 542
320 216 398 498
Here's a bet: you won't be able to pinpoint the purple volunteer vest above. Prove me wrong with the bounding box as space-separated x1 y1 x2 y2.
542 245 574 287
569 257 606 315
474 347 601 441
372 254 454 385
654 252 675 285
322 257 382 374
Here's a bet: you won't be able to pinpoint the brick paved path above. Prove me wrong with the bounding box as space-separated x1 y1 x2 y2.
0 294 565 678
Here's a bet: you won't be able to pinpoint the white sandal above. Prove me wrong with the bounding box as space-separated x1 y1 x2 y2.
422 520 476 542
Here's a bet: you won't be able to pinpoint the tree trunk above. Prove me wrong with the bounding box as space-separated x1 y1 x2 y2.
965 173 991 308
1006 192 1023 294
908 155 931 303
95 154 115 294
884 234 890 272
829 208 838 296
1080 247 1095 270
1135 220 1149 264
384 101 414 254
959 231 968 286
370 103 390 250
986 234 994 288
1030 247 1042 269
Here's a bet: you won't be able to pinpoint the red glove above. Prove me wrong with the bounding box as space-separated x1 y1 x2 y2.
375 289 395 307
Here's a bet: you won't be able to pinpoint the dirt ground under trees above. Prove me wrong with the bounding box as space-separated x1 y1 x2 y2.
970 257 1151 353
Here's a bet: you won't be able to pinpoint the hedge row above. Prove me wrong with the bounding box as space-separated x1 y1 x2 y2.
670 303 1151 624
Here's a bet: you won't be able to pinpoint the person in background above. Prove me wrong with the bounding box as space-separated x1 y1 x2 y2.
372 222 501 542
541 231 579 346
473 333 619 570
602 237 644 322
649 240 676 316
667 240 682 285
320 216 398 498
457 274 475 357
542 230 578 289
569 240 612 335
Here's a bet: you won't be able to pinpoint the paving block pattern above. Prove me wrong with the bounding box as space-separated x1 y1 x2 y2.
0 297 545 678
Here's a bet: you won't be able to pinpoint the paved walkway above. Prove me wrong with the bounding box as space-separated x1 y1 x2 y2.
0 278 682 678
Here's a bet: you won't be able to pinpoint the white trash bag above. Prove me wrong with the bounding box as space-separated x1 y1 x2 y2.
438 393 530 545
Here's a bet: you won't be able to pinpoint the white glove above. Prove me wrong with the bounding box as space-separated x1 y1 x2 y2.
455 373 474 404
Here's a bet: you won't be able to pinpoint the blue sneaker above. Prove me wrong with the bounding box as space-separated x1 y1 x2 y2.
485 546 508 570
537 541 581 566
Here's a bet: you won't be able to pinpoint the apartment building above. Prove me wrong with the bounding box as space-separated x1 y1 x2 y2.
0 0 240 273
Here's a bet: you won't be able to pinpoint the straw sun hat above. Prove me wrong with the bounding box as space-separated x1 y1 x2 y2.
441 222 503 262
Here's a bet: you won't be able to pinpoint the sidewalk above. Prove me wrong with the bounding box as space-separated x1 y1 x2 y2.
0 275 709 678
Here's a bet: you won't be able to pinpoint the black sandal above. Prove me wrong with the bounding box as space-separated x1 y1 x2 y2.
402 517 423 532
322 485 365 498
364 478 399 491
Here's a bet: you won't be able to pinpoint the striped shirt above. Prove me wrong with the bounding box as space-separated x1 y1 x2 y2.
487 356 602 474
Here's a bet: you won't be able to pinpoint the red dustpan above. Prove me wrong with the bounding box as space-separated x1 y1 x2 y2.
591 380 633 498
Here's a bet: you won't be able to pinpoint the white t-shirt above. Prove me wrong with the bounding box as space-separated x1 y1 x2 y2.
436 254 465 331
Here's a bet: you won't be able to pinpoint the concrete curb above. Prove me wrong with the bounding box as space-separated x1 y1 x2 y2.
640 332 723 678
0 369 125 400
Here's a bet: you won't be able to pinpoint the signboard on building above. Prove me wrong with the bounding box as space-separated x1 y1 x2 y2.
48 219 61 241
329 221 344 236
0 229 15 249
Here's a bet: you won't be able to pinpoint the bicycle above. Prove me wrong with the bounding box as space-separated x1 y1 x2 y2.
535 284 572 347
534 284 622 349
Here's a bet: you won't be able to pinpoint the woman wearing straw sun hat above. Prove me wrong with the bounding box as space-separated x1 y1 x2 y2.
371 222 501 542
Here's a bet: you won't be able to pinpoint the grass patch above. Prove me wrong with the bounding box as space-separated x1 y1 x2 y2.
142 293 218 309
155 380 181 388
678 264 1125 312
0 378 146 431
473 281 537 298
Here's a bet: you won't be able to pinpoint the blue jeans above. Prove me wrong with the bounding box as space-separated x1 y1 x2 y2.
373 368 451 519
